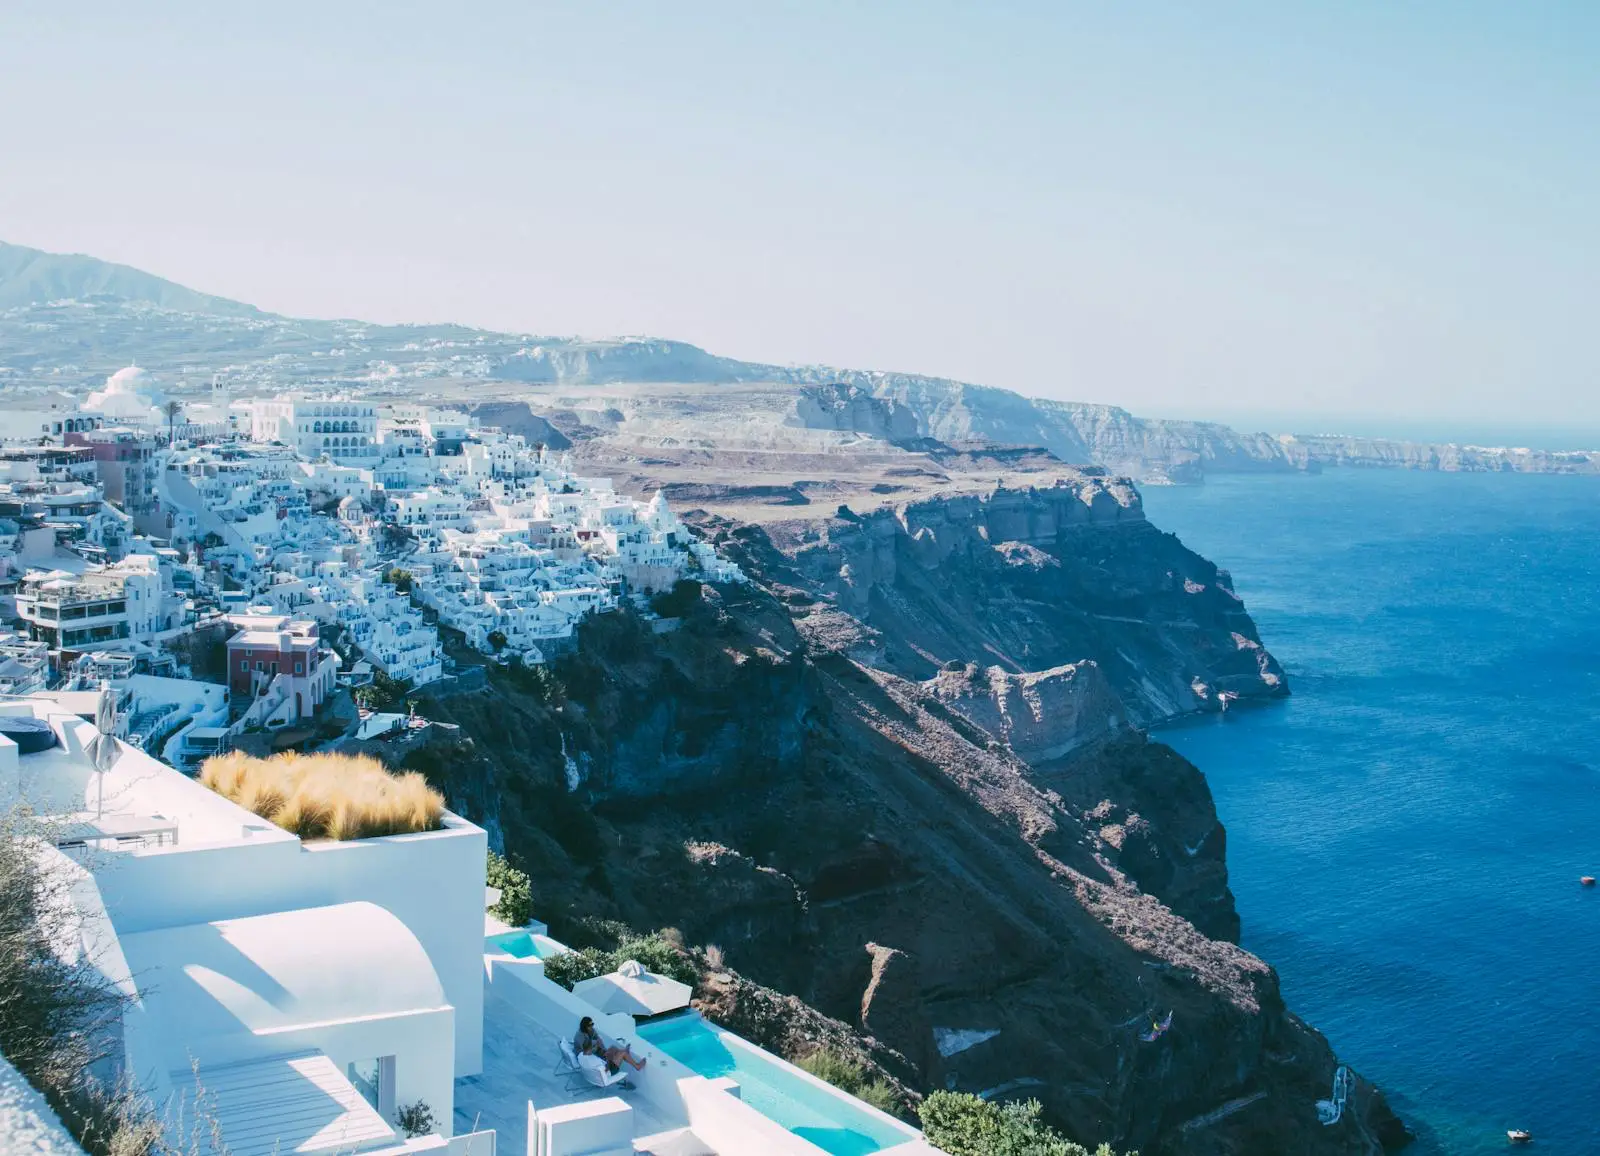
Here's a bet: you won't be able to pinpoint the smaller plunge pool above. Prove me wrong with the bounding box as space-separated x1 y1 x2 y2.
485 929 566 960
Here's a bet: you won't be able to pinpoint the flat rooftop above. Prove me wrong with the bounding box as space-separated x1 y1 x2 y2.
0 696 476 855
456 983 715 1156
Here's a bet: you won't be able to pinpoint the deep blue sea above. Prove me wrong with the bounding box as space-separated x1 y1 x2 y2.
1142 470 1600 1156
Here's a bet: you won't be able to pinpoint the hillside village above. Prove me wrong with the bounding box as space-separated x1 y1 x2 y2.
0 365 743 770
0 363 995 1156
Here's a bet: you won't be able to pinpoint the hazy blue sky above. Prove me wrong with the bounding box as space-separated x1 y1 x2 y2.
1 2 1596 432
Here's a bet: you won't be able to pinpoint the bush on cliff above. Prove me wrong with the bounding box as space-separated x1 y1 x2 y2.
541 945 612 989
920 1091 1135 1156
485 851 534 927
540 925 700 990
650 578 702 619
797 1048 901 1116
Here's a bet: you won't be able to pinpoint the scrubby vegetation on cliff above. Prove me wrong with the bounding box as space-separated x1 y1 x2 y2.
921 1091 1136 1156
540 923 699 990
795 1048 900 1116
485 850 534 926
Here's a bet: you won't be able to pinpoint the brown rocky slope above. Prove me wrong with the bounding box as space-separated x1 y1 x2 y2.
410 477 1407 1155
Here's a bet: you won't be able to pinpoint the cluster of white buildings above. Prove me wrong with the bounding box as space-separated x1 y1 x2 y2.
0 364 743 762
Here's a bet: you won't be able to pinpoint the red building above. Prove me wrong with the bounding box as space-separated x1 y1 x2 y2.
225 614 338 725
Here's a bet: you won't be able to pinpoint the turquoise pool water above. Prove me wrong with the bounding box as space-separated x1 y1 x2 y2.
636 1016 912 1155
485 930 562 959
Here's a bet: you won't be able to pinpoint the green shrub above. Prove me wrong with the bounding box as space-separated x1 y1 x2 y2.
354 670 413 711
797 1049 901 1117
541 946 612 990
920 1091 1135 1156
384 567 414 593
615 930 699 987
539 925 699 991
485 851 534 926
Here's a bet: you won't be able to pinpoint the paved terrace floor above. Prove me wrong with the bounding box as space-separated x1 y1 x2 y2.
454 986 714 1156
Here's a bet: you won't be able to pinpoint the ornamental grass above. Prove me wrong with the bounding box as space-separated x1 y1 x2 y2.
200 750 444 841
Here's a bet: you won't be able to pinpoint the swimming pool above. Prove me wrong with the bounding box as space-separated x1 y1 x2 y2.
635 1015 916 1155
484 930 566 960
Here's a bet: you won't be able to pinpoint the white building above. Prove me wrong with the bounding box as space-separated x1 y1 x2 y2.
15 554 184 651
246 398 380 462
0 698 486 1154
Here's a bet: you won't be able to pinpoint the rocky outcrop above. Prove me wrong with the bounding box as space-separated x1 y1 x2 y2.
860 944 939 1081
926 661 1127 763
716 477 1285 725
794 383 922 444
464 400 572 449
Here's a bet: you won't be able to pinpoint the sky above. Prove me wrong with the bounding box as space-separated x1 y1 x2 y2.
1 1 1596 434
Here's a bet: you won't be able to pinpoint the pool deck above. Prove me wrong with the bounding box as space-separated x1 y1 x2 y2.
454 981 713 1155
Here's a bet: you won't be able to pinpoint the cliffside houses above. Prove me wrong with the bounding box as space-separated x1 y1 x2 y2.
0 367 744 765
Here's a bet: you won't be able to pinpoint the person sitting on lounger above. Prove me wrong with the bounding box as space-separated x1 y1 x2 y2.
576 1016 647 1072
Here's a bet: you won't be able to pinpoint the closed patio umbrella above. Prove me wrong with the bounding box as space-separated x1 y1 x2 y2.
87 681 122 817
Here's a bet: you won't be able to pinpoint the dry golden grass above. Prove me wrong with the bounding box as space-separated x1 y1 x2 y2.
200 751 445 841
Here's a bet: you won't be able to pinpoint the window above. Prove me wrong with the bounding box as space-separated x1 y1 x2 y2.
294 662 303 674
240 660 247 671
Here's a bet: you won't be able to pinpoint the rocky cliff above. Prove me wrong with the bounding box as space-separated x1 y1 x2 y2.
744 479 1284 724
408 480 1404 1156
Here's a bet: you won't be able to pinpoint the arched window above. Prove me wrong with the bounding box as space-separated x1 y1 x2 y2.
313 421 322 433
323 437 330 447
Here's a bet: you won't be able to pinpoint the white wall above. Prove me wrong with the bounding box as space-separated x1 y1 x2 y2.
680 1076 832 1156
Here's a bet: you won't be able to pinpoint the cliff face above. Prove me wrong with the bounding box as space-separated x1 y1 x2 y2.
410 481 1404 1156
743 479 1285 726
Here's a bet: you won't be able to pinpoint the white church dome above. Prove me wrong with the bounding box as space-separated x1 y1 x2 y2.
83 365 165 423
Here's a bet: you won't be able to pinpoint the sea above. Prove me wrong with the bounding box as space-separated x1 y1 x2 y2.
1141 469 1600 1156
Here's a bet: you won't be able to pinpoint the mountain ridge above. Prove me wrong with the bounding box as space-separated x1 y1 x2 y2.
3 239 1594 480
0 240 265 318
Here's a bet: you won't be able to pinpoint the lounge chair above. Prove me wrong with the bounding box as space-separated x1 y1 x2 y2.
556 1038 586 1093
557 1037 632 1094
577 1052 633 1092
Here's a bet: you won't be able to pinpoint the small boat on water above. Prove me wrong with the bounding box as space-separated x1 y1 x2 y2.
1581 876 1596 887
1507 1129 1533 1144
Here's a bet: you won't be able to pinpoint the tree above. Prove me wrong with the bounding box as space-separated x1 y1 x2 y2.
396 1100 436 1138
163 399 184 446
354 670 413 712
486 630 507 653
384 568 414 594
485 851 533 926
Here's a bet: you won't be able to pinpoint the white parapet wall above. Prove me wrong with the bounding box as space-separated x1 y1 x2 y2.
679 1075 832 1156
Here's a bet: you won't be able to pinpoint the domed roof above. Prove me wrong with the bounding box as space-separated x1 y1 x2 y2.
83 365 163 420
104 366 152 394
